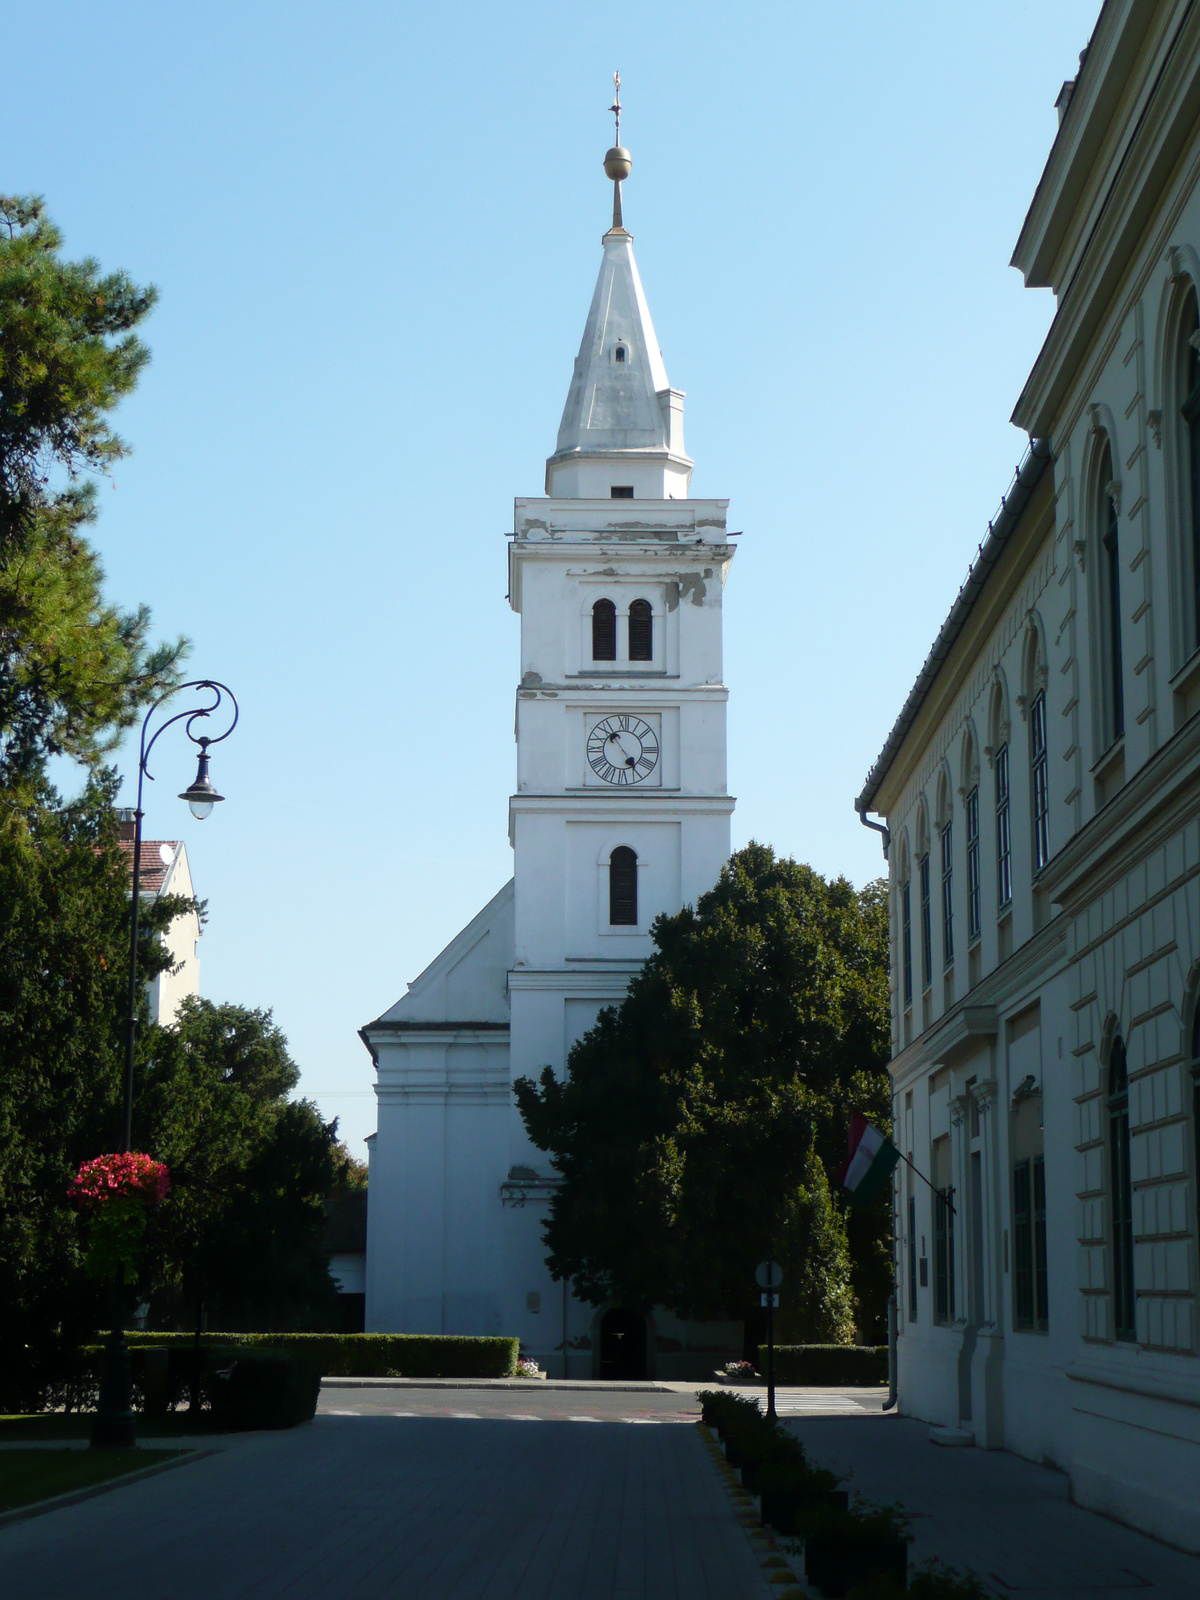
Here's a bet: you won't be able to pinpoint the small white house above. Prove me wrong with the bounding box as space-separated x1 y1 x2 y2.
857 0 1200 1553
117 808 201 1025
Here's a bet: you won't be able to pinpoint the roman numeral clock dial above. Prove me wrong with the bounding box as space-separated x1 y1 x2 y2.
586 715 659 785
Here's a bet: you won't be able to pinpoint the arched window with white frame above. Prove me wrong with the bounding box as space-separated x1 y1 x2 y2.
1095 439 1125 746
1178 288 1200 651
608 846 637 925
961 725 981 947
989 679 1012 911
1107 1029 1135 1341
896 834 912 1014
592 598 616 661
936 768 953 972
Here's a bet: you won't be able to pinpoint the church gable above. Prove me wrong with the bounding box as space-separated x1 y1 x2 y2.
374 879 513 1027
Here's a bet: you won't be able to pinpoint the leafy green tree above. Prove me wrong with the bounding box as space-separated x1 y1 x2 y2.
0 195 184 799
137 999 346 1333
515 843 892 1341
0 773 184 1403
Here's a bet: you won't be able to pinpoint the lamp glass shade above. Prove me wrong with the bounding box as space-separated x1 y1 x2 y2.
178 753 224 821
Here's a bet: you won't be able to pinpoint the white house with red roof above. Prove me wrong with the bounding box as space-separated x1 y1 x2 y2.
117 809 201 1025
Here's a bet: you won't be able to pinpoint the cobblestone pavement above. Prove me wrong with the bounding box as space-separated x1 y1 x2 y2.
0 1389 775 1600
786 1411 1200 1600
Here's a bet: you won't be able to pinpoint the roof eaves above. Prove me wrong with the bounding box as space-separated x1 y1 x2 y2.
855 438 1053 819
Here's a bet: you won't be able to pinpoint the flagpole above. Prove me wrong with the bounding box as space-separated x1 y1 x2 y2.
894 1147 955 1215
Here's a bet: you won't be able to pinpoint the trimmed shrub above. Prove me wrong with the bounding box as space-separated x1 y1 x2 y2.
847 1564 990 1600
205 1346 322 1431
758 1343 887 1386
804 1500 910 1597
121 1331 519 1379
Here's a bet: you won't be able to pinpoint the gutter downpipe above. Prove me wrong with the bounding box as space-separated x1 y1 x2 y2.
856 800 890 859
884 1294 898 1411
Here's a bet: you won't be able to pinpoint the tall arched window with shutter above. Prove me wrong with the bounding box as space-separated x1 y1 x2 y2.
1179 291 1200 648
1108 1033 1135 1340
592 599 616 661
1097 442 1125 744
628 599 653 661
609 847 637 925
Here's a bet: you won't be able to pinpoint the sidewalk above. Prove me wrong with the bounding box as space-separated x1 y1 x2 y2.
786 1411 1200 1600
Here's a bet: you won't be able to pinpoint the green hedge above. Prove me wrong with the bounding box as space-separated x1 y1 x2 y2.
757 1344 887 1386
122 1332 519 1379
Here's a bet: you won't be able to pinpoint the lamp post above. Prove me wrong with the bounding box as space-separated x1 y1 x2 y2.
91 680 238 1449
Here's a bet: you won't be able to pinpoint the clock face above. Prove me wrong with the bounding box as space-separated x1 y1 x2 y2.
587 715 660 785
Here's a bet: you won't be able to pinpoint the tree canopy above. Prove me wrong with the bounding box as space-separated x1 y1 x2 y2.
0 194 183 800
514 843 892 1342
0 198 345 1406
137 998 350 1333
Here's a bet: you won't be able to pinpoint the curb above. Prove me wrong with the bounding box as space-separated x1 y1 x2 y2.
320 1377 679 1393
0 1447 215 1529
695 1422 809 1599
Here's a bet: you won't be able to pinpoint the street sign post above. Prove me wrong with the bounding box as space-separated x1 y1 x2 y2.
755 1261 783 1419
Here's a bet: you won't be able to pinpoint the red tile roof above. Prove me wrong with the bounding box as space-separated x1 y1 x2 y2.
116 839 182 896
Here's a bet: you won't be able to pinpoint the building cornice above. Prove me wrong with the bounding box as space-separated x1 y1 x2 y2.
507 966 636 994
888 917 1069 1089
1012 2 1163 290
1012 1 1200 435
509 793 734 824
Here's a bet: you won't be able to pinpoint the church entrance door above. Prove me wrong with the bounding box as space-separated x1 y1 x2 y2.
599 1307 647 1380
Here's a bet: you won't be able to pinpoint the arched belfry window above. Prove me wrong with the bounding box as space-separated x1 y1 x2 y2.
628 599 653 662
615 344 627 363
592 599 616 661
1107 1032 1135 1340
609 847 637 926
1180 291 1200 647
1097 441 1125 743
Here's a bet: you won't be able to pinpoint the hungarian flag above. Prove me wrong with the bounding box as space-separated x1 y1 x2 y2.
835 1111 901 1204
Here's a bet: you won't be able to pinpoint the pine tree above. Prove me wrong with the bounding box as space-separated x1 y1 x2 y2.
0 195 184 800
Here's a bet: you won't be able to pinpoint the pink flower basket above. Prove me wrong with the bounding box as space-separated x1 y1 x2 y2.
69 1151 170 1211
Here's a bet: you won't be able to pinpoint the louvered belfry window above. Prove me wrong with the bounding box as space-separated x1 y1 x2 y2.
628 599 653 661
592 599 617 661
609 846 638 925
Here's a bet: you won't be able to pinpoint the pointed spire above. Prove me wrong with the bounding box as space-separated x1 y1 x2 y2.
544 84 693 500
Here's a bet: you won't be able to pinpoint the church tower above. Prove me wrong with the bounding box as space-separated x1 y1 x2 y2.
363 107 738 1375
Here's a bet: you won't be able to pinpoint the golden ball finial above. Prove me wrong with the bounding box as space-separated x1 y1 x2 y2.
604 147 632 182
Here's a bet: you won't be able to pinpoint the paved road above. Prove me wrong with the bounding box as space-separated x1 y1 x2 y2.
0 1388 774 1600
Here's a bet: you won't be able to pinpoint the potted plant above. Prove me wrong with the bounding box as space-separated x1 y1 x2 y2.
804 1499 910 1598
760 1459 846 1532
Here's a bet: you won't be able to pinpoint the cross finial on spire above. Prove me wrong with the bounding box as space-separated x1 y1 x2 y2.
602 73 632 235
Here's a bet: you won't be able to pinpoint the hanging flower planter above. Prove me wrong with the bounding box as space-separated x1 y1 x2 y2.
69 1152 170 1280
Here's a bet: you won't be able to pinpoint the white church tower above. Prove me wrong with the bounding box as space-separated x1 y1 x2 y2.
362 105 739 1376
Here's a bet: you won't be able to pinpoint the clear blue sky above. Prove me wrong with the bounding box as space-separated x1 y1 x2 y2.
7 0 1100 1154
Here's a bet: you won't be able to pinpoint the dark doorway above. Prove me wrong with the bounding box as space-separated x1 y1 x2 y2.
599 1307 647 1379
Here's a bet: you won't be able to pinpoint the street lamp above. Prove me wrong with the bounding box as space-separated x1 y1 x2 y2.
91 680 238 1449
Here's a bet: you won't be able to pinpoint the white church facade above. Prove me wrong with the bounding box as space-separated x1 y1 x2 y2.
360 138 742 1378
